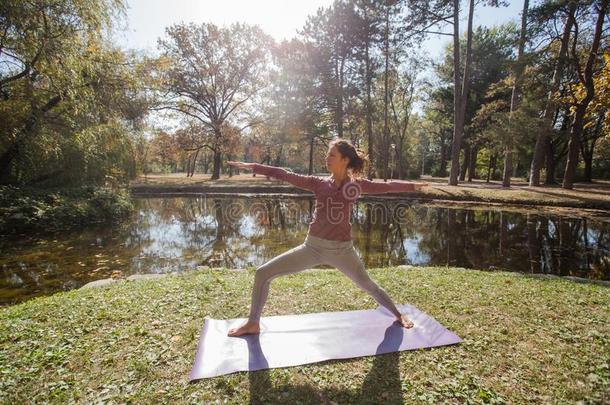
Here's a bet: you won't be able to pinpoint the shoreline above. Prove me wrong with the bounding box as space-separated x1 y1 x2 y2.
77 266 610 292
130 182 610 213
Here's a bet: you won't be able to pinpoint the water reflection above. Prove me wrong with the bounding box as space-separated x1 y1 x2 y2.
1 196 608 305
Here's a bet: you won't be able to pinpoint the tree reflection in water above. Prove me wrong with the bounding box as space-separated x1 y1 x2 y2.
0 196 608 305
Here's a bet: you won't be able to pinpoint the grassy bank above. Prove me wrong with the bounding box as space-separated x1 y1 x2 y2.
131 173 610 211
0 186 134 235
1 267 608 403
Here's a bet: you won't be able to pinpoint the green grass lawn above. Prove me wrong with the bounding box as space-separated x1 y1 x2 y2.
1 267 608 403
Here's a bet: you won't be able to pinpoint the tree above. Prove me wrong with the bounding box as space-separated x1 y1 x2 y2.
156 22 271 180
173 122 213 177
149 130 179 173
528 1 577 186
0 0 146 185
406 0 507 185
353 0 384 179
562 0 608 189
300 1 360 140
389 63 421 179
379 0 406 181
429 24 516 183
273 39 330 174
502 0 529 187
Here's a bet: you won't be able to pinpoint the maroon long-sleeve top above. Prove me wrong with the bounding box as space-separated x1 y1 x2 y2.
252 163 417 241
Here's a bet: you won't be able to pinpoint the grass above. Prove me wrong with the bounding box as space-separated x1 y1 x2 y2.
131 173 610 211
0 266 608 404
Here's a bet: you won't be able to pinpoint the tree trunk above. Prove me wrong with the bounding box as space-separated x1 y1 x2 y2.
364 14 374 181
185 153 192 177
0 141 21 183
513 156 519 178
398 138 405 179
364 3 374 180
467 145 477 182
563 0 607 189
460 144 470 181
211 149 222 180
504 0 529 188
274 144 283 166
486 154 493 182
227 153 233 177
449 0 474 186
544 138 556 185
582 138 595 182
580 114 604 182
210 127 223 180
382 3 390 182
202 152 209 174
337 58 345 138
192 148 201 177
195 151 201 176
308 136 314 175
530 3 575 186
439 139 447 177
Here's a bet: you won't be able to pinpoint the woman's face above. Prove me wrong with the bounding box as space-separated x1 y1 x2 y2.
325 145 349 173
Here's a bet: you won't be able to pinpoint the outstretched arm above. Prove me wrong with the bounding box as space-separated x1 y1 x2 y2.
356 178 428 194
227 161 319 192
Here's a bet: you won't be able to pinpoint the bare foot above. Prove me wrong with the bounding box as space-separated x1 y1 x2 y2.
227 321 260 337
397 314 414 329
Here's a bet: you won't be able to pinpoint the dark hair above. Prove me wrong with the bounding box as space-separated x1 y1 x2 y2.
329 138 369 178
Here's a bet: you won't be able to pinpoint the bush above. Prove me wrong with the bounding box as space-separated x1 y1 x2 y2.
0 186 134 235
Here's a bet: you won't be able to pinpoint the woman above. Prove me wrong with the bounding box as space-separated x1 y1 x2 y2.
226 138 428 337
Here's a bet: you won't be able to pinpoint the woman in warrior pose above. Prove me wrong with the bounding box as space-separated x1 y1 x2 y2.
226 138 428 337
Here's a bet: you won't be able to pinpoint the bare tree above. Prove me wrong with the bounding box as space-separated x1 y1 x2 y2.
156 23 271 180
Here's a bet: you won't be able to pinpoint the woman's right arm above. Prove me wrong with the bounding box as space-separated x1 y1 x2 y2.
227 161 319 192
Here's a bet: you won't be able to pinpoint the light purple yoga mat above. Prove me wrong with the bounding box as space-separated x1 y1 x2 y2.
189 304 462 381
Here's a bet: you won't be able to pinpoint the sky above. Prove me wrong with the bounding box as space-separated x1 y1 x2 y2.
113 0 526 62
112 0 526 124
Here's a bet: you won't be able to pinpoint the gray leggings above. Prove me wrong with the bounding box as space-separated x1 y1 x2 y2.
248 234 402 322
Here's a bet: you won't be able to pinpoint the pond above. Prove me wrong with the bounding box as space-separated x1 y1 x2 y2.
1 195 608 306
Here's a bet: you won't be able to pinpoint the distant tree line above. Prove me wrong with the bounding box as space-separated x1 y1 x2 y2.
2 0 608 189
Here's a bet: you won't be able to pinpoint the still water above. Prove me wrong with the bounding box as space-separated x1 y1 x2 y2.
1 195 608 305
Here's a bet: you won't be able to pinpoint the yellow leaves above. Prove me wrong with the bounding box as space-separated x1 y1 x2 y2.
559 52 610 129
155 55 173 72
592 53 610 130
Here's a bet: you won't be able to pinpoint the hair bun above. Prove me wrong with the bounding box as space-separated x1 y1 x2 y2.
330 138 370 178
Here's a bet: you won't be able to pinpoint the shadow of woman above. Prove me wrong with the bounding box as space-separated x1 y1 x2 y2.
246 322 404 404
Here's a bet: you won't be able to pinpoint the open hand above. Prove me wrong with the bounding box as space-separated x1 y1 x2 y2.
227 161 255 170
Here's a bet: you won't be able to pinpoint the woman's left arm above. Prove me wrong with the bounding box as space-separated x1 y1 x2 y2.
355 178 428 194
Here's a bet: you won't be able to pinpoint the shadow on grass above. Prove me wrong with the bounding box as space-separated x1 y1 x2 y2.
525 187 608 206
246 322 405 404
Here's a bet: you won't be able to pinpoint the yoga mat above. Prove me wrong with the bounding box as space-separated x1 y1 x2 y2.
189 304 462 381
